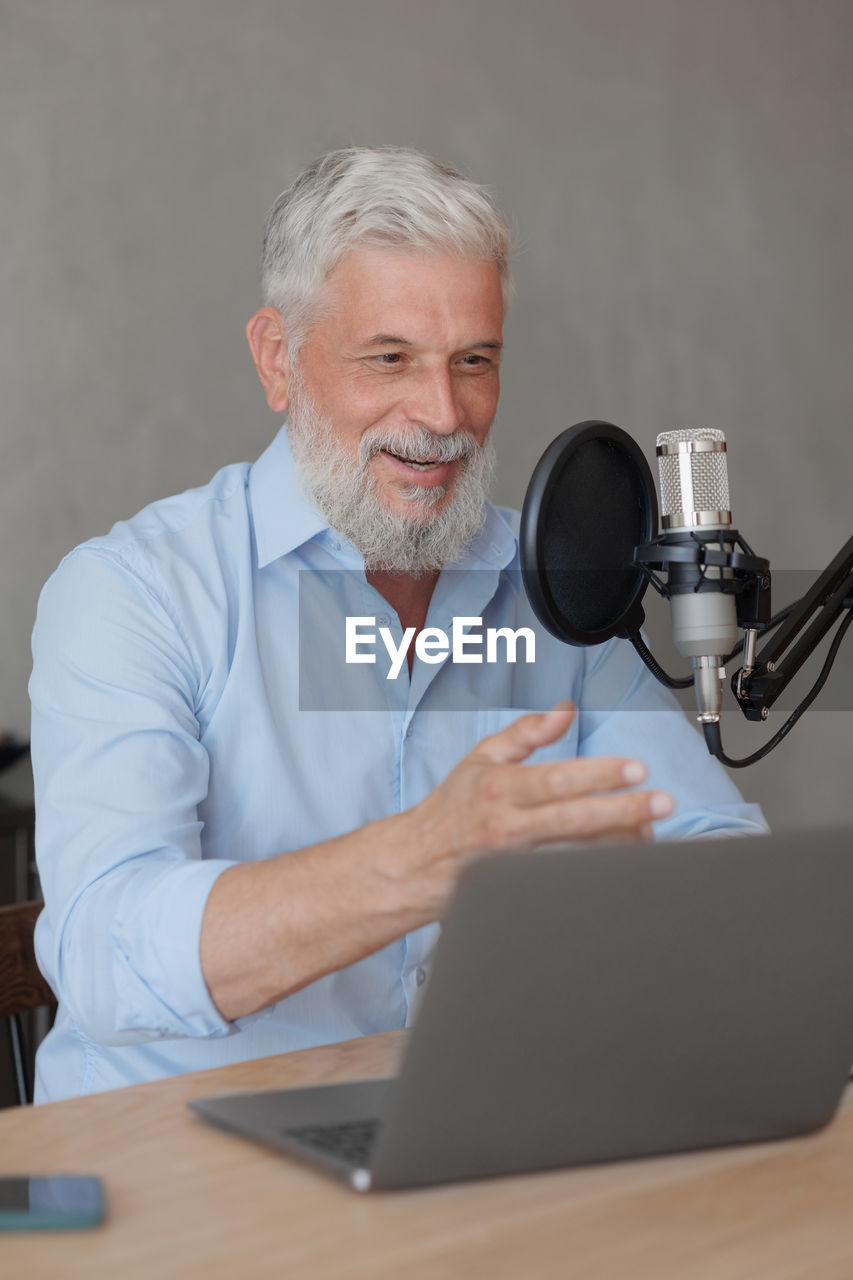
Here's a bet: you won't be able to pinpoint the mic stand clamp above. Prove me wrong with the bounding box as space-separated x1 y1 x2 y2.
735 628 762 710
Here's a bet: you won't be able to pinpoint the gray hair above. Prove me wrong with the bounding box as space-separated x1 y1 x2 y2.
261 146 513 358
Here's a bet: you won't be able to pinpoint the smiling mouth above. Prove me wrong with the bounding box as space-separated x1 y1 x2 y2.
380 448 445 471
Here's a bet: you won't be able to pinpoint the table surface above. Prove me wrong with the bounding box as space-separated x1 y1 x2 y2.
2 1029 853 1280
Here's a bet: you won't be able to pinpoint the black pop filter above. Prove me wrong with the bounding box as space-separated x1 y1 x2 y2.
520 421 658 646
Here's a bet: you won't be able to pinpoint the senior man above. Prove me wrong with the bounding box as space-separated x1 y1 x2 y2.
29 147 765 1101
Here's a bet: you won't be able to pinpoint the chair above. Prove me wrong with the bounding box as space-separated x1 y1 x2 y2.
0 901 56 1105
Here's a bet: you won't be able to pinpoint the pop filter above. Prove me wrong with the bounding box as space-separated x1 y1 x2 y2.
520 421 658 646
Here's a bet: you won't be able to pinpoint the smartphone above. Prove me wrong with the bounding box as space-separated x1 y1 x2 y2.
0 1175 105 1230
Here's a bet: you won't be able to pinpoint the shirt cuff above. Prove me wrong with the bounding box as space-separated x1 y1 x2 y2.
90 857 239 1044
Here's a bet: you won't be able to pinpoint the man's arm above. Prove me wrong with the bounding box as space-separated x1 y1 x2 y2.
200 703 673 1021
30 547 233 1045
31 548 672 1041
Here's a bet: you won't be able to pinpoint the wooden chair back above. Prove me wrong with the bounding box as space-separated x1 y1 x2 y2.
0 901 56 1104
0 901 55 1019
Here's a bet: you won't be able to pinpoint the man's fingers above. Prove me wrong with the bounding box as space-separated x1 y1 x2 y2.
471 701 576 765
504 755 650 808
439 703 673 856
499 787 674 846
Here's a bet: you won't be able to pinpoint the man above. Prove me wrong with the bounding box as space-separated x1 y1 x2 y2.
29 147 765 1101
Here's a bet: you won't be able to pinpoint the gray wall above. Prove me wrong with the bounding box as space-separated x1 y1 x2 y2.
1 0 851 828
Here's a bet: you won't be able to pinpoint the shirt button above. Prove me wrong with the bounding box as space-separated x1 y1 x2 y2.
376 613 391 627
405 723 413 739
416 967 427 987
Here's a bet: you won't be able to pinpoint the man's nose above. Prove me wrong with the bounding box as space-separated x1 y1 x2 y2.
405 367 464 435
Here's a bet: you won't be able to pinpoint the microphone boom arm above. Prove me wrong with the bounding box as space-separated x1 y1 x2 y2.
733 535 853 722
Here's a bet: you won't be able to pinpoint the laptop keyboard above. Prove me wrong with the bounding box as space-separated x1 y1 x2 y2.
282 1119 381 1167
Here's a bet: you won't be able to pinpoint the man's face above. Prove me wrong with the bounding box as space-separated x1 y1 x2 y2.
288 245 504 523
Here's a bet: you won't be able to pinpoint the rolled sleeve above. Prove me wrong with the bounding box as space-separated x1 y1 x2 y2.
30 545 237 1044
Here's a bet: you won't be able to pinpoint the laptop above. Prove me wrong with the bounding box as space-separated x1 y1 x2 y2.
190 826 853 1191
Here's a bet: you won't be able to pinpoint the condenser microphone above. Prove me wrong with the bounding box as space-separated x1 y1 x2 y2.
521 420 847 766
520 420 770 730
654 429 739 722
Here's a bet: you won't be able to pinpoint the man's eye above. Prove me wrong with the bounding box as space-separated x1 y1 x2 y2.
375 352 405 366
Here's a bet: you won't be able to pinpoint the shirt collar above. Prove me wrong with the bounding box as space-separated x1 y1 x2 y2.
249 426 328 568
248 424 518 573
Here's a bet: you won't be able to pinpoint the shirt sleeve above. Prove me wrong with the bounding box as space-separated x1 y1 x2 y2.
30 545 237 1046
576 634 769 839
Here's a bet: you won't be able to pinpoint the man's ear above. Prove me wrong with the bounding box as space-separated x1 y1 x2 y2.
246 308 292 413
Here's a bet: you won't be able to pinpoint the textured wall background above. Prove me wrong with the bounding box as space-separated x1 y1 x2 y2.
1 0 850 826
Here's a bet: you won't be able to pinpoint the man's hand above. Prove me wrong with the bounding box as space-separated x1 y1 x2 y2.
202 701 673 1021
389 701 673 918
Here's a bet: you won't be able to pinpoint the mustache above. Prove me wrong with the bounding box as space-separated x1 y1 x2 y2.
358 424 478 465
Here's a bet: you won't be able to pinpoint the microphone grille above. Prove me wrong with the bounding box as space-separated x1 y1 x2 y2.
655 429 731 527
657 428 727 446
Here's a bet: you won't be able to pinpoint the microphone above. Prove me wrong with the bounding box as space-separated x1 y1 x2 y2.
520 420 852 766
519 420 770 730
654 429 738 723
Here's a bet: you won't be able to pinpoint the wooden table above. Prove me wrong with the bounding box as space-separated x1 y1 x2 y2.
2 1029 853 1279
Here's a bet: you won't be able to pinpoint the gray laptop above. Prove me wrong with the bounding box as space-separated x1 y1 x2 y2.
190 826 853 1191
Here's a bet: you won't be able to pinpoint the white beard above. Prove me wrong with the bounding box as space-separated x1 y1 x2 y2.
286 380 496 575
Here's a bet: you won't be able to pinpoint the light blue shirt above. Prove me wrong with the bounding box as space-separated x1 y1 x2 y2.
29 427 766 1101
